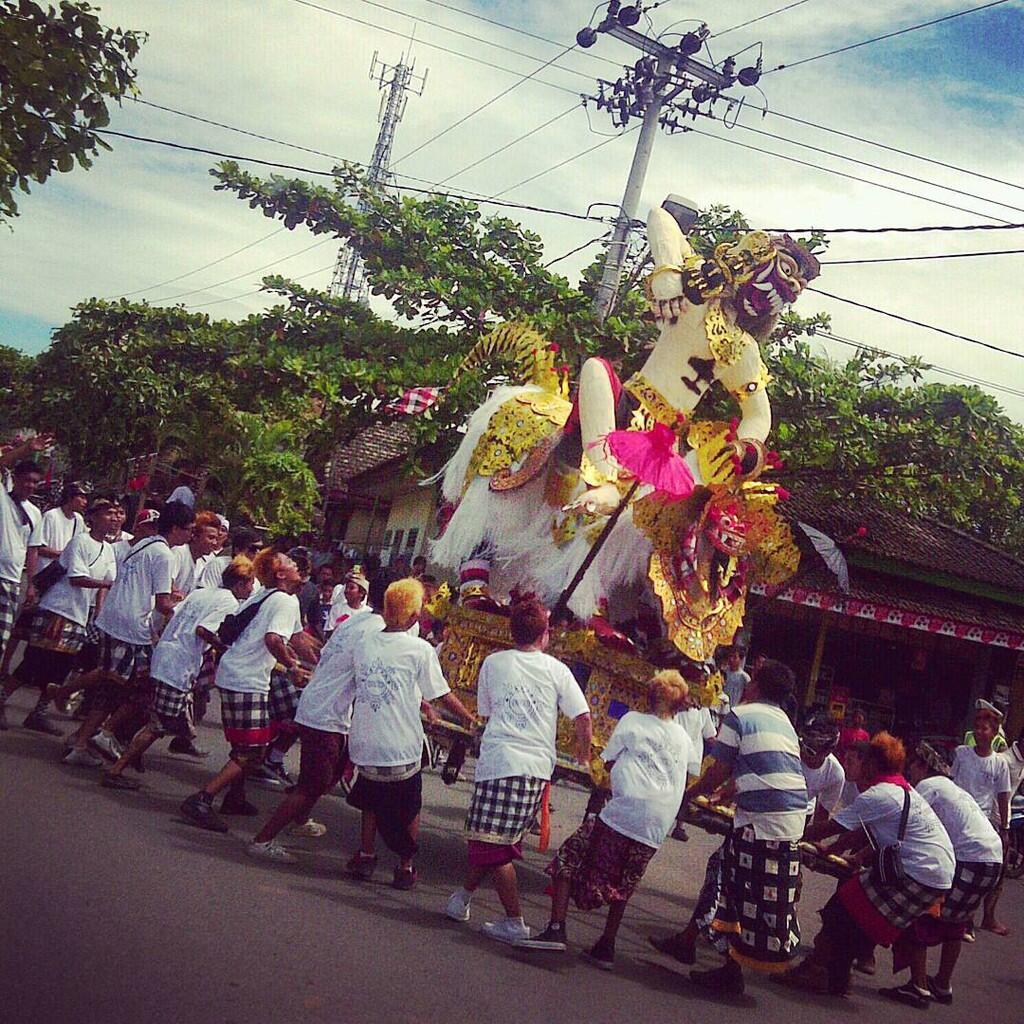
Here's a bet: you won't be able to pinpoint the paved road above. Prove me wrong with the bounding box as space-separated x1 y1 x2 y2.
2 688 1022 1024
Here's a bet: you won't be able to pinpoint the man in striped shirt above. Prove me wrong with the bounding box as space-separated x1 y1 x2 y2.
682 659 807 996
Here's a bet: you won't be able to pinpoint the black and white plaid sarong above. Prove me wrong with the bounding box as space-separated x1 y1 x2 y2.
940 860 1002 922
465 776 547 845
219 688 274 748
0 578 20 658
96 629 152 683
857 868 946 930
268 669 301 723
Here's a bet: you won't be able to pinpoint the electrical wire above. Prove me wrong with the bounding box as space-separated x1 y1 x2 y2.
285 0 580 97
151 238 334 303
823 248 1024 265
806 287 1024 361
765 221 1024 235
721 118 1024 218
767 0 1012 73
686 126 1015 224
103 226 285 299
94 128 611 223
489 125 637 198
544 233 610 267
713 0 817 38
432 103 580 187
183 263 338 310
353 0 594 82
813 329 1024 399
760 107 1024 194
392 42 579 166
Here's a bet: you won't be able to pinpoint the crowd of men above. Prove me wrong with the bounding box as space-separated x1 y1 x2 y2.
2 432 1022 1009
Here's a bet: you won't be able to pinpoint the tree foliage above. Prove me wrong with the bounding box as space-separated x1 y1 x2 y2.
0 0 144 220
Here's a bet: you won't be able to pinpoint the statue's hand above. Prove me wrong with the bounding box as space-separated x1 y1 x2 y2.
563 482 621 516
647 268 690 323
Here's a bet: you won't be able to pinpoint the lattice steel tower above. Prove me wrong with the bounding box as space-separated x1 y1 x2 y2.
330 52 428 303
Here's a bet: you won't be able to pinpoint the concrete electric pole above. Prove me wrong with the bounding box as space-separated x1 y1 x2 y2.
578 2 764 322
330 52 428 303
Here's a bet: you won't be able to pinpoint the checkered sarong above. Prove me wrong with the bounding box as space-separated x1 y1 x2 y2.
940 860 1002 922
96 630 152 683
465 776 547 845
25 609 89 654
0 578 20 657
714 824 802 970
268 669 300 723
151 679 188 719
219 688 274 748
856 867 946 930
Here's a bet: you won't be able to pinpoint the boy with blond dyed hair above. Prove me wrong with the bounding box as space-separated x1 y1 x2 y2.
340 578 476 890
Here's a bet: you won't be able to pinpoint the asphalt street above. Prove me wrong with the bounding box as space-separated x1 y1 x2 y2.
2 688 1022 1024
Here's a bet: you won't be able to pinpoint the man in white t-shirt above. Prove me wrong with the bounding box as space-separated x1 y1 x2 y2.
166 464 198 509
26 482 88 578
101 558 255 791
445 598 591 943
0 442 46 673
338 578 475 890
670 699 718 840
57 502 195 765
179 549 310 833
327 567 371 633
170 510 222 597
952 707 1013 937
722 647 751 707
799 714 846 825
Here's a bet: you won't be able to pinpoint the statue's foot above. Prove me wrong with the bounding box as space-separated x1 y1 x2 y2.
588 614 637 653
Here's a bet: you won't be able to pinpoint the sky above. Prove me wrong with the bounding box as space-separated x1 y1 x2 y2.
3 0 1023 419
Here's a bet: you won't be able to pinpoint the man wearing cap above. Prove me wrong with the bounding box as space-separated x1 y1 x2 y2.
799 714 846 825
328 567 371 633
964 698 1008 753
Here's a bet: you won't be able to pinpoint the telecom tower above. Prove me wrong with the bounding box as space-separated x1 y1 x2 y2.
329 52 428 303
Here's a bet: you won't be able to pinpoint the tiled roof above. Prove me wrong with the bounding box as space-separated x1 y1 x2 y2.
784 487 1024 595
328 423 412 487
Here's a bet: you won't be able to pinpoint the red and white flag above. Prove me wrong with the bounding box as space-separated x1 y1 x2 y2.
388 386 444 416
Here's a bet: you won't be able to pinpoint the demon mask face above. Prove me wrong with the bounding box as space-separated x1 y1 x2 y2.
705 500 748 557
735 235 820 319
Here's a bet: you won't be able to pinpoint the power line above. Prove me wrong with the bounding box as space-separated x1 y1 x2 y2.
823 248 1024 265
814 329 1024 399
393 43 579 166
284 0 580 97
806 286 1024 361
152 238 333 303
432 103 580 187
760 107 1024 194
184 263 338 310
687 126 1014 224
714 0 817 38
94 128 610 223
104 226 285 299
544 233 610 268
132 99 344 160
354 0 593 82
765 221 1024 235
767 0 1013 73
723 118 1024 218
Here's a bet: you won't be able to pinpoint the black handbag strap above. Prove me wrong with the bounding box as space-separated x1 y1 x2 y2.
897 787 911 842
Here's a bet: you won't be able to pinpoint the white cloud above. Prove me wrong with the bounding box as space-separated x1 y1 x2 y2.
3 0 1023 420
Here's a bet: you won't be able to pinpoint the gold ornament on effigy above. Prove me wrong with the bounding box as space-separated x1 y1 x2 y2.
624 373 681 428
703 303 749 367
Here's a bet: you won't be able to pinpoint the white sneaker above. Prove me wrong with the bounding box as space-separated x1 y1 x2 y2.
91 730 124 761
288 819 327 838
246 840 297 864
63 747 104 767
445 889 472 922
482 917 531 944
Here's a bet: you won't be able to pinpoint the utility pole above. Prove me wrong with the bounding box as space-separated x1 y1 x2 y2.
578 2 765 322
330 52 428 303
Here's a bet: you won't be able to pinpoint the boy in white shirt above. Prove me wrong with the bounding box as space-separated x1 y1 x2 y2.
517 670 691 969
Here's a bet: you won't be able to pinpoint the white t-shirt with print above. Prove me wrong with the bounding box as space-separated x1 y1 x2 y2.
474 648 590 783
0 480 41 583
803 753 847 818
29 506 84 575
673 705 717 776
328 587 370 631
94 537 176 645
598 711 693 849
151 587 239 691
215 590 303 695
167 485 196 508
834 782 955 890
952 744 1012 823
296 613 386 733
39 532 116 627
916 776 1003 865
171 545 215 596
337 630 450 767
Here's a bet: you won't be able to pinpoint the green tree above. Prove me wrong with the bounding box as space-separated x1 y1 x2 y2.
0 342 34 434
0 0 144 221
